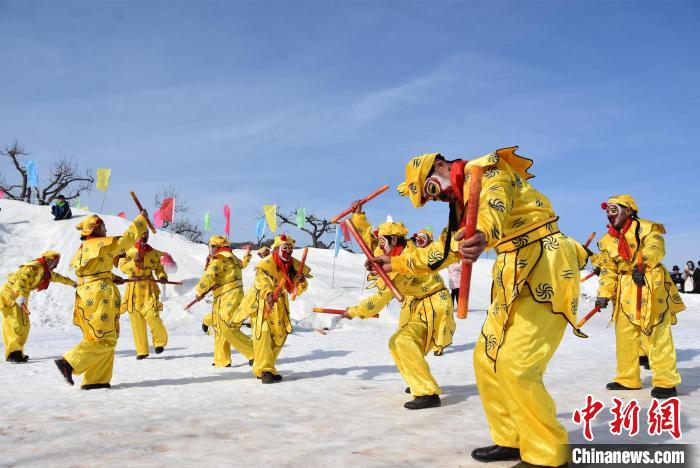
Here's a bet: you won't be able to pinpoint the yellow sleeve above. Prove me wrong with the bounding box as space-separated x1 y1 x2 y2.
596 241 619 299
195 257 221 296
11 264 41 299
115 214 149 255
294 276 309 298
471 165 516 249
254 265 278 302
642 229 665 268
50 271 77 288
352 212 377 251
153 260 167 280
390 230 460 276
347 287 393 319
241 252 252 269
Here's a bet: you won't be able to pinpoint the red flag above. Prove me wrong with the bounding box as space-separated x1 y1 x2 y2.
117 212 126 218
160 198 175 222
154 209 164 228
223 204 231 237
340 222 351 242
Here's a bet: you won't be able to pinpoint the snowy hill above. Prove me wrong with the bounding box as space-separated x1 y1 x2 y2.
1 198 698 466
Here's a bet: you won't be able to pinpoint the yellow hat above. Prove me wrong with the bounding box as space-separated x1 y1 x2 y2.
257 246 271 255
603 194 638 213
41 250 61 260
378 221 408 238
272 234 296 250
208 235 230 248
75 215 104 237
396 153 439 208
416 229 433 241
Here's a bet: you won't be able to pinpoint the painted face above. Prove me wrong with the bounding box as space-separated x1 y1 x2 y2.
279 243 293 262
606 204 631 230
258 248 270 259
422 174 453 203
208 245 218 256
380 235 397 254
415 233 430 248
93 222 107 237
140 231 149 243
46 257 60 270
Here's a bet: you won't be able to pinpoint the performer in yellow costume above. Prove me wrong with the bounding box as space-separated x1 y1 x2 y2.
54 211 148 390
1 251 76 363
344 209 454 410
195 236 254 367
118 231 169 359
233 235 311 383
595 195 684 399
372 147 588 467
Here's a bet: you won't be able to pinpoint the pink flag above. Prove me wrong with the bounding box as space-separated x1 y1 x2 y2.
223 204 231 236
154 209 164 228
117 212 126 218
160 252 178 274
340 222 351 242
0 190 5 199
160 198 175 222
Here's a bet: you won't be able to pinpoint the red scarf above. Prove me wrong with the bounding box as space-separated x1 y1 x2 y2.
205 247 233 269
607 218 634 262
35 257 51 291
272 250 295 293
388 240 406 257
450 160 467 206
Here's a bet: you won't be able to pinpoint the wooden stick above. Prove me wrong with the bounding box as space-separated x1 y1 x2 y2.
457 166 484 320
344 219 404 302
583 231 596 249
580 272 596 283
331 185 389 223
184 286 215 311
123 278 183 285
291 248 309 301
265 277 288 318
313 307 345 315
575 304 603 329
129 191 157 234
21 303 30 316
636 252 643 320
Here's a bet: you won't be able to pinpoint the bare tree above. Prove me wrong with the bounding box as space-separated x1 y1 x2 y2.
154 186 202 243
0 141 94 204
276 209 337 248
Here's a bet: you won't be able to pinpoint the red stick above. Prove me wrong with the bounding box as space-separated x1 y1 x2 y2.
265 277 288 318
344 219 404 302
184 286 215 310
583 231 596 249
291 248 309 301
580 272 596 283
313 307 345 315
457 166 484 320
636 252 643 320
21 303 30 316
331 185 389 223
123 278 183 285
575 304 603 329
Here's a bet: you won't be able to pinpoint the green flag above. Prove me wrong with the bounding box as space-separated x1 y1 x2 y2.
72 197 81 208
296 208 305 229
203 211 211 232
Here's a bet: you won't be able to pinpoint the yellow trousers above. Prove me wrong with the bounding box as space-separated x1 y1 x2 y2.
64 336 118 386
213 314 254 367
129 310 168 357
614 308 680 389
389 319 440 396
474 287 568 467
1 304 30 359
251 318 283 377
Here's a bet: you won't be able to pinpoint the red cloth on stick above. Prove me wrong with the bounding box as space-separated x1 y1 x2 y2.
223 204 231 236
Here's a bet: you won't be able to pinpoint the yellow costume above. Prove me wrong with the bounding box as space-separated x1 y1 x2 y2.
118 244 168 358
62 214 147 388
233 235 311 379
395 147 588 466
597 195 685 390
347 215 455 398
1 251 75 361
195 236 254 367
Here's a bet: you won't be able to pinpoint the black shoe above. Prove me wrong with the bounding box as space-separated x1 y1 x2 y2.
606 382 641 390
405 387 411 394
136 355 148 360
248 359 254 366
155 347 164 354
471 445 521 462
7 351 26 364
273 374 283 382
202 323 209 334
21 354 29 362
651 386 677 399
54 358 74 386
81 383 111 390
639 356 650 370
404 394 441 410
260 371 282 384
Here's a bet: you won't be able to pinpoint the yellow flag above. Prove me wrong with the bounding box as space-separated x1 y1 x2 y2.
96 168 112 192
263 204 277 232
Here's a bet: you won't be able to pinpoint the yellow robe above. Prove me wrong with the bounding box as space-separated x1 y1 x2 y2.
1 261 75 358
118 247 168 357
597 218 685 388
195 250 254 367
233 255 311 377
63 214 147 386
391 150 587 467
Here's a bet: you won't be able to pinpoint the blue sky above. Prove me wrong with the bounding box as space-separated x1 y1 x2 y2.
1 0 698 266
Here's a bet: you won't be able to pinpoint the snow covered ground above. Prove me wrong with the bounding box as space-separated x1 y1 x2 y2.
1 199 698 466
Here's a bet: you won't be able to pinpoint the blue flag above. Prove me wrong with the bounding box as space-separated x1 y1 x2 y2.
334 224 341 257
255 218 266 238
26 160 39 187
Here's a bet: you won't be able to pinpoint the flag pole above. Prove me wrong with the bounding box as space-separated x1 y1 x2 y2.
99 188 108 213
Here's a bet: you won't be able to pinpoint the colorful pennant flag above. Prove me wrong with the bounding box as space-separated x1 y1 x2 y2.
203 211 211 232
296 208 305 229
334 224 341 257
159 198 175 222
26 160 39 187
263 204 277 232
255 218 266 238
223 204 231 237
0 190 5 199
340 222 351 242
117 212 126 218
96 168 111 192
72 197 81 208
154 209 164 228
